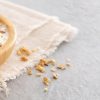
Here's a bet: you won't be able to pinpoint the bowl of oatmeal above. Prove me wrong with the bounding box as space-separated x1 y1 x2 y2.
0 15 16 65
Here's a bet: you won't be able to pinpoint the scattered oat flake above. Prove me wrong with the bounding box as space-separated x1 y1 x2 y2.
36 73 42 77
17 50 22 56
66 63 71 67
39 59 48 66
43 77 50 86
44 87 48 92
35 65 45 73
20 56 28 62
57 64 66 70
47 59 56 66
66 58 71 62
32 48 39 52
51 67 56 72
52 73 58 79
17 47 31 56
27 68 32 75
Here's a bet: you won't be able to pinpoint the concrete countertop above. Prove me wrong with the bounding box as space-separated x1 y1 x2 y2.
0 0 100 100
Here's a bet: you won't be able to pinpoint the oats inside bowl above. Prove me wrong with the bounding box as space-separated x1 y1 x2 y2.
0 23 8 47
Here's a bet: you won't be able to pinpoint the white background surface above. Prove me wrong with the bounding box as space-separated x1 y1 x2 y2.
0 0 100 100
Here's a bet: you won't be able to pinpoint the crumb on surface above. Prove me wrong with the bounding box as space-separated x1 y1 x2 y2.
20 56 28 62
52 73 58 79
47 59 56 66
66 58 71 62
17 47 31 56
44 87 48 92
32 48 39 52
39 59 48 66
66 63 72 67
57 64 66 70
35 65 45 73
51 67 56 72
27 68 33 75
17 49 22 56
43 77 50 86
36 73 42 77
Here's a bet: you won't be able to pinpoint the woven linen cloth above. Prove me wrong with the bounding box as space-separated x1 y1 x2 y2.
0 0 78 93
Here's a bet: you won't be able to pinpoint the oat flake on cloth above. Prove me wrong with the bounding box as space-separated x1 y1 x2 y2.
0 0 78 94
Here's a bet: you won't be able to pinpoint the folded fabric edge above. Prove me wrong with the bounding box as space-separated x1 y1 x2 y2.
64 25 78 42
45 23 78 55
0 77 9 96
53 19 78 42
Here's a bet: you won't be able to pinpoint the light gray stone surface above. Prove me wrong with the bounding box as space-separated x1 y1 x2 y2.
0 0 100 100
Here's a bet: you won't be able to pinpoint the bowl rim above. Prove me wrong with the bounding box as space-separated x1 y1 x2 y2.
0 15 16 54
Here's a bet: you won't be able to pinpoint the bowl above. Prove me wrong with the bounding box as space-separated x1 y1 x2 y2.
0 15 16 65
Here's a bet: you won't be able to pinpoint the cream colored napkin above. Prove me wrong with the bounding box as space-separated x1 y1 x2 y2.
0 0 78 93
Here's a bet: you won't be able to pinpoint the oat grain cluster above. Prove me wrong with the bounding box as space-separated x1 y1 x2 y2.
17 47 72 92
